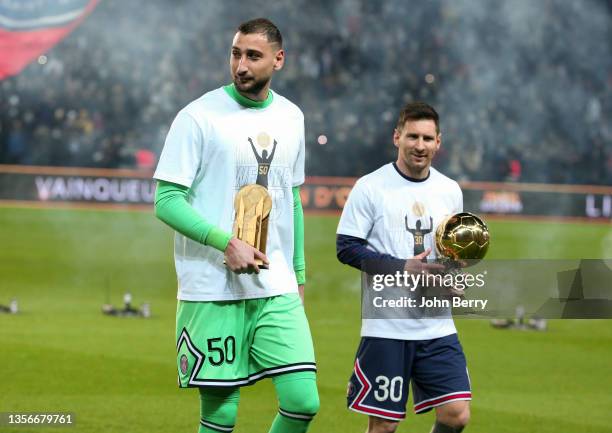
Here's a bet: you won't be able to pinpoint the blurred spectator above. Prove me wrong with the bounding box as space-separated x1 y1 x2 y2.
6 120 29 164
0 0 610 185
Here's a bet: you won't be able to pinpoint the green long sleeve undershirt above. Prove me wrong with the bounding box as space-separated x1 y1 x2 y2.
154 180 232 251
154 180 306 285
292 186 306 285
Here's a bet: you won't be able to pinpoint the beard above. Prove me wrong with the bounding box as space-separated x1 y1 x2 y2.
233 75 270 97
401 150 433 178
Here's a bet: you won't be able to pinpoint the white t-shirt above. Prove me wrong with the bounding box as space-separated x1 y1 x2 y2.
154 87 305 301
337 163 463 340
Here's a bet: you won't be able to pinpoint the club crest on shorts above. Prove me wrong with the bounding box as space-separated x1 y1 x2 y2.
180 354 189 374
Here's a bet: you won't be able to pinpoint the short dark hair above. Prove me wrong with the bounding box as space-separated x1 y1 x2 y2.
396 102 440 134
237 18 283 47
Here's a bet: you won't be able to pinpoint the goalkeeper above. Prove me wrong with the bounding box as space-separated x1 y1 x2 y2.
153 18 318 433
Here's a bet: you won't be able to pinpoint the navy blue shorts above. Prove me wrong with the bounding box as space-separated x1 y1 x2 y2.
346 334 471 421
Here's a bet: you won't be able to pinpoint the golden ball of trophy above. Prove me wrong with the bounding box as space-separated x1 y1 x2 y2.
435 212 490 262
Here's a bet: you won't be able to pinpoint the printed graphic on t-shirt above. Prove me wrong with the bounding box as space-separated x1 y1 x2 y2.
248 133 277 188
405 200 433 258
235 132 292 222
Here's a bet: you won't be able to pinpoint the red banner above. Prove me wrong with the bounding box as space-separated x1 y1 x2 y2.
0 0 99 80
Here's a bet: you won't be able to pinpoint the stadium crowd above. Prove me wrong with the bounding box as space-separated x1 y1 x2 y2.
0 0 610 184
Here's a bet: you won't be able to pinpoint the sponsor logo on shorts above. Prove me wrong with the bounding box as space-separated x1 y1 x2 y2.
180 354 188 374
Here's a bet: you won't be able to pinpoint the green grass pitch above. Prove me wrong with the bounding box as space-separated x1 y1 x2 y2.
0 206 611 433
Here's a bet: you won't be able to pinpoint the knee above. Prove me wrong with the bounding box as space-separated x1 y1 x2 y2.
453 405 470 428
199 387 240 423
276 377 320 417
211 398 240 421
281 383 320 416
437 403 470 429
368 418 399 433
300 390 320 416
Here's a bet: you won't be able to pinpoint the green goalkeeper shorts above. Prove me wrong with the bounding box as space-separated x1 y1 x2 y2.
176 293 316 388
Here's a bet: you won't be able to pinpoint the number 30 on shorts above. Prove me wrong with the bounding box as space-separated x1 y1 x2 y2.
374 376 403 402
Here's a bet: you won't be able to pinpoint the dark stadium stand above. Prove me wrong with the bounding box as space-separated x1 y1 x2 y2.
0 0 610 184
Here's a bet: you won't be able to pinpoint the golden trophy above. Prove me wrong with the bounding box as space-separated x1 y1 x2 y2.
431 212 490 296
230 184 273 269
435 212 490 263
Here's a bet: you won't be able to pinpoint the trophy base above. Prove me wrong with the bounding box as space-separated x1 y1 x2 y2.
222 259 269 270
255 259 269 270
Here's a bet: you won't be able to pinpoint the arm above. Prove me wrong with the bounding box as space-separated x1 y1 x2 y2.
337 234 441 276
293 186 306 301
269 140 278 161
336 180 441 277
336 234 405 274
154 180 232 251
154 180 268 273
336 179 403 273
248 138 261 161
292 113 306 299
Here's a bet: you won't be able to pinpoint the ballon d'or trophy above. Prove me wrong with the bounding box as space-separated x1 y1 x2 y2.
435 212 490 266
434 212 490 295
230 184 273 270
